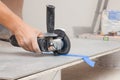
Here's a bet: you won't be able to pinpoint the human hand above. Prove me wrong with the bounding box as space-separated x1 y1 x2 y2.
13 23 43 53
0 1 43 53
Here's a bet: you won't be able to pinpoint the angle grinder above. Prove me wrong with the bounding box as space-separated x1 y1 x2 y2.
9 5 71 55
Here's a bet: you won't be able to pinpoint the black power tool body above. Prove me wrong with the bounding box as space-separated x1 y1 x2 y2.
9 5 71 55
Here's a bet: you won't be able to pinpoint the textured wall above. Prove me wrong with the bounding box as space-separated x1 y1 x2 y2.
23 0 97 38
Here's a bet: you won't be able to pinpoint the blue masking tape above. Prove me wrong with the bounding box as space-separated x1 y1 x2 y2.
60 54 96 67
82 56 95 67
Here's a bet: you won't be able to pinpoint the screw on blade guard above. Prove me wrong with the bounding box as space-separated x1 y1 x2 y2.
9 5 71 55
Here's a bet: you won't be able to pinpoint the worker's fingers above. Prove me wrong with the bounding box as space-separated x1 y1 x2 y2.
31 37 41 53
16 35 34 52
14 27 43 53
25 40 34 52
48 46 55 51
36 31 44 38
38 34 44 38
21 44 29 51
16 38 30 51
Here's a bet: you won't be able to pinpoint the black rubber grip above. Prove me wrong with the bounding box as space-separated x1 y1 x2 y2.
9 35 47 52
9 35 20 47
47 5 55 33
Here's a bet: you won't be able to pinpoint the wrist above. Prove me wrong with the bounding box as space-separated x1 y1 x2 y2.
3 15 25 34
0 2 24 34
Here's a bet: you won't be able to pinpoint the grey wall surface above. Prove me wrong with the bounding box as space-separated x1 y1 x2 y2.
23 0 97 38
23 0 120 38
107 0 120 10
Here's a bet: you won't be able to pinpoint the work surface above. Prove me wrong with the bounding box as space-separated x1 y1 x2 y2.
0 39 120 80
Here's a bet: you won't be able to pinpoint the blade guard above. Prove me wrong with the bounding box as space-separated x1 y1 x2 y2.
53 29 71 55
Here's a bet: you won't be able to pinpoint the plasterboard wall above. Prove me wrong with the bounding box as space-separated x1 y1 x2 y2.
23 0 97 38
23 0 120 38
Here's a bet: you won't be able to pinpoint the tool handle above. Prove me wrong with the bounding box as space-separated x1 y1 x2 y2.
47 5 55 33
9 35 42 47
9 35 46 51
9 35 20 47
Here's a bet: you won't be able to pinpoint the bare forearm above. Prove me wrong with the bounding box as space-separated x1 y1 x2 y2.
0 1 24 33
0 1 43 53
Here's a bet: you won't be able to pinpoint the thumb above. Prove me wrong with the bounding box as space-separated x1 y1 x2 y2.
38 33 44 38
